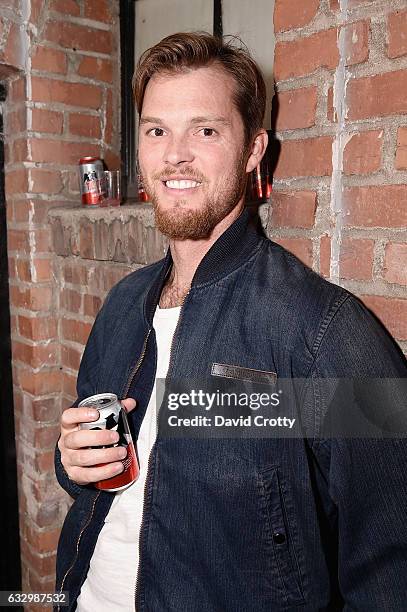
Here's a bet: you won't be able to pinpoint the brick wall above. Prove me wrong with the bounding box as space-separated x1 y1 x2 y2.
269 0 407 352
0 0 120 602
1 0 406 604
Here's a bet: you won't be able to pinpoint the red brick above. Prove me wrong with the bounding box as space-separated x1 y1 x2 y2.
24 525 60 554
15 259 30 281
18 316 57 341
8 256 16 279
60 288 82 313
77 56 113 83
105 89 113 145
7 229 29 252
395 126 407 170
387 10 407 59
30 169 63 194
62 262 88 284
61 318 92 345
343 130 382 175
274 0 319 32
31 397 60 422
384 243 407 286
344 20 369 66
69 113 101 139
273 237 313 267
5 169 29 194
360 295 407 341
10 285 52 311
274 87 317 131
274 136 333 178
340 238 374 280
12 341 58 368
84 0 112 23
44 21 112 54
29 0 45 25
50 0 80 15
33 258 53 282
83 293 102 317
31 108 64 134
63 372 78 398
320 235 331 278
274 29 338 80
343 185 407 228
31 45 67 74
6 107 26 134
12 138 29 162
270 191 317 229
30 138 100 164
8 76 26 102
19 539 57 578
61 345 82 371
31 76 103 109
34 424 60 448
347 70 407 121
3 22 24 70
18 369 62 395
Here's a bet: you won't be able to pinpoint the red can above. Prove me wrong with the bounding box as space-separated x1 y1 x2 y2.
79 157 106 206
79 393 139 492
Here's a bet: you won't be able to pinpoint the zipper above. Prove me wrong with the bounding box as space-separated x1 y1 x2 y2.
59 327 153 611
134 289 190 610
123 328 152 399
58 490 101 612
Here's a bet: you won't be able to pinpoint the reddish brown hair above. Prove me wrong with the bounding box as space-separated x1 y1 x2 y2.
133 32 266 146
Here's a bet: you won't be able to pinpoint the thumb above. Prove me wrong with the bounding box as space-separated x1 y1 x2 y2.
121 398 137 413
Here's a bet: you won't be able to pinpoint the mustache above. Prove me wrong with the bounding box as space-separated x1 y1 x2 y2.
152 166 206 182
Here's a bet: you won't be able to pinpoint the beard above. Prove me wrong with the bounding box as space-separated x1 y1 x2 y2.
140 155 247 240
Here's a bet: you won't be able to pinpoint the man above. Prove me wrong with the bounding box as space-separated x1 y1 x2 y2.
55 32 407 611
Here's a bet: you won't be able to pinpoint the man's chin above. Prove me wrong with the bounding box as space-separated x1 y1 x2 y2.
154 206 216 240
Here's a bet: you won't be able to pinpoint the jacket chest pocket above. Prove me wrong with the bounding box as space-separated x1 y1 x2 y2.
257 466 305 606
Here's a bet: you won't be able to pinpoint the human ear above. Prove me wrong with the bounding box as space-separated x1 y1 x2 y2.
245 129 268 174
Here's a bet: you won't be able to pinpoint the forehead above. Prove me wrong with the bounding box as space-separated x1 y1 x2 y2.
141 65 241 125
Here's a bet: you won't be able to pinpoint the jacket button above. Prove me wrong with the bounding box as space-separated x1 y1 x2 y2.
273 531 286 544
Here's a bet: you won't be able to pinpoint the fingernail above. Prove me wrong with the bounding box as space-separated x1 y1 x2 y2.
87 409 99 419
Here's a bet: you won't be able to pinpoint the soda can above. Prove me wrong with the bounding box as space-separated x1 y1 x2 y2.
78 393 139 492
79 157 107 206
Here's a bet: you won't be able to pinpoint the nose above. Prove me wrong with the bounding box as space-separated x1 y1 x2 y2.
163 133 194 166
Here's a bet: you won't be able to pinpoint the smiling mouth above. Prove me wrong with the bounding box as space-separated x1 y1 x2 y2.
163 180 202 190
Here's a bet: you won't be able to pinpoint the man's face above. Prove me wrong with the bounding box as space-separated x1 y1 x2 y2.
138 65 250 240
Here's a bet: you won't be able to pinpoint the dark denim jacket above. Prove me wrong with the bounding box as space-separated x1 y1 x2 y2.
55 209 407 611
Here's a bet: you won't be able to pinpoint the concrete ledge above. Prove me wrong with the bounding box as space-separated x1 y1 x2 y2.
48 203 169 265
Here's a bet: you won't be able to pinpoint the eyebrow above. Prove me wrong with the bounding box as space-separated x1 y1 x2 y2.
140 115 231 126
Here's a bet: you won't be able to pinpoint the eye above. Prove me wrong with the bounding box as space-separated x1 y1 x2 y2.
200 128 216 137
148 127 165 137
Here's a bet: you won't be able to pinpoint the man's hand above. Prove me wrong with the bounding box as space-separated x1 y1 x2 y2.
58 398 137 486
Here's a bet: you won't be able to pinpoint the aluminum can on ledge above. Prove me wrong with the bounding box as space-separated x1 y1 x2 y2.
78 393 139 492
79 156 106 206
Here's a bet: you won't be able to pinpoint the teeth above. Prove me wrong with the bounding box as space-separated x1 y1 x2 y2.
165 180 201 189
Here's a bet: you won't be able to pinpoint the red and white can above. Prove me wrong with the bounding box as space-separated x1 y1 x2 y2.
79 157 106 206
79 393 139 492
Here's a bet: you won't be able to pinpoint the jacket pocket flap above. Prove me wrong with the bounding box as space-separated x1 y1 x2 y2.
211 363 277 385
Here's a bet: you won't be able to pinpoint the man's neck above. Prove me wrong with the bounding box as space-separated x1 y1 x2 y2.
159 203 244 308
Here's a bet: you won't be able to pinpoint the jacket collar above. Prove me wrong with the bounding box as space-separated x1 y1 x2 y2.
144 206 263 324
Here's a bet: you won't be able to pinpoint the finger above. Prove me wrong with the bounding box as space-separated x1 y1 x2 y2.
121 398 137 413
73 446 127 468
61 407 99 430
69 462 125 486
65 428 119 451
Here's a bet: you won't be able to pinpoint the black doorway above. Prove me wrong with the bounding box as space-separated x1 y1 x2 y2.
0 83 21 591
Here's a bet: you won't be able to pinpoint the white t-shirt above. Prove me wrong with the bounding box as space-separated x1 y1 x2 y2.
77 305 181 612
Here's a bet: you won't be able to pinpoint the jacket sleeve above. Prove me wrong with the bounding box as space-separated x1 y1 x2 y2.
310 295 407 610
54 289 114 499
